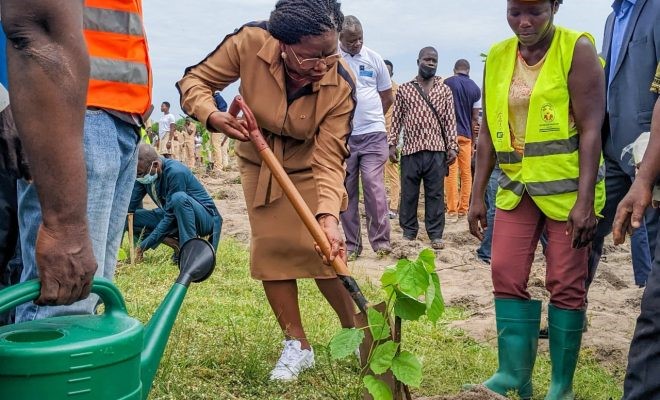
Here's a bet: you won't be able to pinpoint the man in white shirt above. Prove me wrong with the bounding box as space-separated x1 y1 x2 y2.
158 101 176 156
339 15 394 260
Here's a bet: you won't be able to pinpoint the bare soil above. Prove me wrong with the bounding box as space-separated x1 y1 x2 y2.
203 160 641 380
417 385 508 400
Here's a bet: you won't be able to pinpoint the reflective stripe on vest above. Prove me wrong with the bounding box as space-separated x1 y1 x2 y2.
90 58 148 85
485 26 606 221
83 0 151 114
496 134 580 165
84 7 144 36
499 164 605 197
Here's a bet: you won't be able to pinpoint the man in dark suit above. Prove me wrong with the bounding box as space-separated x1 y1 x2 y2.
593 1 660 398
589 0 660 290
617 70 660 400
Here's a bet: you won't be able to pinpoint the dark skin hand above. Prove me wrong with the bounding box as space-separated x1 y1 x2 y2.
389 145 399 163
446 148 458 166
207 111 250 141
314 214 348 265
1 0 95 305
613 99 660 245
468 92 495 241
563 37 605 249
0 107 30 179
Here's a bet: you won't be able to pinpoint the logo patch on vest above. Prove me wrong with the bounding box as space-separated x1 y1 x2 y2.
541 103 556 123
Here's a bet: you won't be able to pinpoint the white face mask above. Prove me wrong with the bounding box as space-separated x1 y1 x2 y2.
136 163 158 185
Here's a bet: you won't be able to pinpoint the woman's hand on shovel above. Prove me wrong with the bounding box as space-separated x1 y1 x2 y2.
314 214 347 265
207 111 250 141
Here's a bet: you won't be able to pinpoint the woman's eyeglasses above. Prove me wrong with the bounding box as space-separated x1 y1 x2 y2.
288 46 342 71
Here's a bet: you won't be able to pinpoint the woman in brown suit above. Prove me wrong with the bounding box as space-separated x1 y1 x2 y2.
178 0 356 381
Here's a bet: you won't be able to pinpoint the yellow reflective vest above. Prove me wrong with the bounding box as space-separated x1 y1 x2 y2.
485 26 605 221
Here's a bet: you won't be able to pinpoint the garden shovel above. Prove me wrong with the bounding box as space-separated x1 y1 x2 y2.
227 95 369 312
227 95 410 400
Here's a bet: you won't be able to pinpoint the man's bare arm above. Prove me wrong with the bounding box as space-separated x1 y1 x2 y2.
2 0 96 305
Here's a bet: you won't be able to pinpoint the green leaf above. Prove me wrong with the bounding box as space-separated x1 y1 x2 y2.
425 274 435 309
367 308 391 341
417 248 436 273
117 248 128 262
369 340 398 374
391 351 423 387
396 260 429 298
380 266 398 286
329 328 365 360
426 273 445 323
363 375 393 400
394 290 427 321
380 266 398 297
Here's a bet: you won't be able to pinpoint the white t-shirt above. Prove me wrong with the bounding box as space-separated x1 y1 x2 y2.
340 45 392 136
159 113 176 139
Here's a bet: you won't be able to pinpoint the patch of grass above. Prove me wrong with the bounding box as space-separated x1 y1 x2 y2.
113 239 622 399
212 189 231 200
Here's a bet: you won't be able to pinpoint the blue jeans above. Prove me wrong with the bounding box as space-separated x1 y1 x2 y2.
133 192 215 248
16 110 139 322
477 167 500 263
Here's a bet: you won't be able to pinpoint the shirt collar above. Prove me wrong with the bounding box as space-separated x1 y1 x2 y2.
339 45 364 58
612 0 636 15
410 75 444 87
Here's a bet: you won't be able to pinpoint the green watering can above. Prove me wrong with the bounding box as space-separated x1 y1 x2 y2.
0 237 216 400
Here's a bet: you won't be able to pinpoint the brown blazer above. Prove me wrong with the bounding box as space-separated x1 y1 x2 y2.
177 22 356 220
177 22 356 279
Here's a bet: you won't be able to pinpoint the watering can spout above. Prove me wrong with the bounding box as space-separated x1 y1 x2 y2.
139 238 215 399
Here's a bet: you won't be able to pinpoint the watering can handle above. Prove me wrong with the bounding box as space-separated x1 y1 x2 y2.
0 277 128 316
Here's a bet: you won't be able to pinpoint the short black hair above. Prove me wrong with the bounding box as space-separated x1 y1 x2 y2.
268 0 344 45
418 46 438 60
162 101 170 108
454 59 470 71
384 59 393 70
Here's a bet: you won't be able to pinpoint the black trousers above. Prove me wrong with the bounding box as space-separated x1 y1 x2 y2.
399 151 446 240
624 225 660 399
0 171 21 326
588 155 658 289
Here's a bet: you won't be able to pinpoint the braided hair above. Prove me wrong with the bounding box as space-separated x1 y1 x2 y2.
268 0 344 45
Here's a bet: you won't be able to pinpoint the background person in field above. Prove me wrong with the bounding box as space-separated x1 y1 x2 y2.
466 0 605 398
338 15 394 260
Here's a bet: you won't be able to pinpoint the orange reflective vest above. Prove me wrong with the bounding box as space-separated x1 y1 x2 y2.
83 0 152 115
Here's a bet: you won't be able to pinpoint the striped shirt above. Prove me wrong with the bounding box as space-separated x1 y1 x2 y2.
389 76 459 156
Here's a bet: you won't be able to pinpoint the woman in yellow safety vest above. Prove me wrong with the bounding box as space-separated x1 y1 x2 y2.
466 1 605 399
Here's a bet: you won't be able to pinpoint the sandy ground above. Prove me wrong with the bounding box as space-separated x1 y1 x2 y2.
202 160 641 382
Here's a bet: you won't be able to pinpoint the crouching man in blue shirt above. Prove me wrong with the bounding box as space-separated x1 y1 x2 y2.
129 143 222 262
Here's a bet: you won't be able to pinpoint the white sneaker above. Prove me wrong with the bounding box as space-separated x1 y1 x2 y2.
269 340 315 381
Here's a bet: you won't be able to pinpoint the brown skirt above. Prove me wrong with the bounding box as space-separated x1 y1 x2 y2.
238 157 337 281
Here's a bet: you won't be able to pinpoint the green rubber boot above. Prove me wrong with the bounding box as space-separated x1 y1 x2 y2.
479 298 542 399
544 305 585 400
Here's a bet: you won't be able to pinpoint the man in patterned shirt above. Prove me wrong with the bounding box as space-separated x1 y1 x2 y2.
388 46 459 250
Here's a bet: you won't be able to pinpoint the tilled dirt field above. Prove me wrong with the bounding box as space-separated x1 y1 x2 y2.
204 161 641 382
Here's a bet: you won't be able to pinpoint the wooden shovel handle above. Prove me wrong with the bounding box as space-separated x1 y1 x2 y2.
228 96 351 277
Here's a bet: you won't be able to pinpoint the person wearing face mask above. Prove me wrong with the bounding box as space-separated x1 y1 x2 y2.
177 0 357 381
128 144 222 263
465 0 605 398
388 46 459 250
